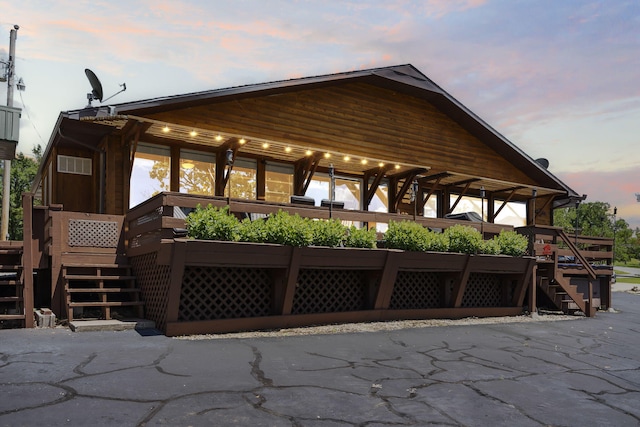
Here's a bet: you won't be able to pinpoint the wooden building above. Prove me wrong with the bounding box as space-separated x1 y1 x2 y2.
0 64 613 334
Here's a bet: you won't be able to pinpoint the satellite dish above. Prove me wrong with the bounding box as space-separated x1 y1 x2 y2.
535 158 550 169
85 68 103 104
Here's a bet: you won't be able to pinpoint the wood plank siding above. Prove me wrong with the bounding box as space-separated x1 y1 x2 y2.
148 82 535 185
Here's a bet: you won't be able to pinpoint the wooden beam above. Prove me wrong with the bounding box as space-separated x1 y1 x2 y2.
294 154 322 195
364 166 392 208
448 181 473 213
493 188 519 218
418 175 444 212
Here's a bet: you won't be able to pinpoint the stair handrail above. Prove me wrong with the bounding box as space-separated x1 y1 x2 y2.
555 228 597 280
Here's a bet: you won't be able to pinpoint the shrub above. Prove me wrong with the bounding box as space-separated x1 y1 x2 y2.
185 205 239 241
237 218 268 243
444 224 482 254
479 237 501 255
385 220 449 252
263 210 314 247
344 226 378 249
310 218 346 247
496 230 529 256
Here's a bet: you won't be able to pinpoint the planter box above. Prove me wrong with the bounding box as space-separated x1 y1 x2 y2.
130 239 535 335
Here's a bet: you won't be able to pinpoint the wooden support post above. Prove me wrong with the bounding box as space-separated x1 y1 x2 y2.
451 255 472 308
21 193 35 327
280 247 301 315
166 239 188 323
374 251 400 309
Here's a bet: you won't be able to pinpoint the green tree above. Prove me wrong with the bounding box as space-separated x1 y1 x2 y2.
0 145 42 240
553 201 636 263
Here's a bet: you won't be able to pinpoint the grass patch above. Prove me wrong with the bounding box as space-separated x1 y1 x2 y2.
617 259 640 269
617 276 640 285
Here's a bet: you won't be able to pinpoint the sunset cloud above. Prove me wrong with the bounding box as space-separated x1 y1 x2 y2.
1 0 638 228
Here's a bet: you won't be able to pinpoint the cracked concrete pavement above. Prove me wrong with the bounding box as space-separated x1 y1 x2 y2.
2 292 640 426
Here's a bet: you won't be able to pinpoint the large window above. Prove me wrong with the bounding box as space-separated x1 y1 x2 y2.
179 149 215 196
265 162 293 203
494 201 526 226
130 143 170 208
229 158 257 200
306 174 361 210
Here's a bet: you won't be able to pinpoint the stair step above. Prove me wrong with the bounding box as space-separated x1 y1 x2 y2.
0 296 23 302
0 314 25 320
68 301 144 308
63 263 131 269
67 288 140 293
64 275 135 281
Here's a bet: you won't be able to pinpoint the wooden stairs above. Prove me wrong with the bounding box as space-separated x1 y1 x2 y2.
0 243 26 328
63 262 144 322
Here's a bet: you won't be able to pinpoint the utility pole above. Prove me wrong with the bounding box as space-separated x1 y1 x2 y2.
1 25 18 241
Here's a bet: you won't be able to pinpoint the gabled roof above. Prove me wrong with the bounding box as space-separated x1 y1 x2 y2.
105 64 577 198
47 64 579 202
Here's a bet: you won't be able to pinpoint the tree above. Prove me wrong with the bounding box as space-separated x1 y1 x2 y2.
553 201 637 263
0 145 42 240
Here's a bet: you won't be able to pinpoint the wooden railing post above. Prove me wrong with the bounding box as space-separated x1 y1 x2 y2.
21 192 35 327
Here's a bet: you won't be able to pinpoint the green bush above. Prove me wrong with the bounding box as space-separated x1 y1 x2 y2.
479 237 501 255
237 218 268 243
444 224 482 254
185 205 239 241
496 230 529 256
385 220 449 252
309 218 347 247
263 210 314 247
344 226 378 249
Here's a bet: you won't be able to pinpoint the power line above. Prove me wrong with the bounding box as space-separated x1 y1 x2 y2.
18 89 46 147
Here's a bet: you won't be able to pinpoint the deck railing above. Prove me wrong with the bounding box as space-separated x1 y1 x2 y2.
125 192 515 254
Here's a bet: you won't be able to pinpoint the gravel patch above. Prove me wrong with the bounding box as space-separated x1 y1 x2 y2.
176 313 581 340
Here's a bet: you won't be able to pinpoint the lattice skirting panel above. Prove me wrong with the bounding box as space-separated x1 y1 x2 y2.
178 267 272 321
389 271 443 309
130 253 172 330
461 273 502 308
292 269 367 315
68 219 119 247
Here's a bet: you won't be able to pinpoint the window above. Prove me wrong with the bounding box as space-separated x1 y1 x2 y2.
306 174 362 210
130 143 171 208
229 158 256 200
494 201 526 226
57 155 92 175
265 162 293 203
179 149 215 196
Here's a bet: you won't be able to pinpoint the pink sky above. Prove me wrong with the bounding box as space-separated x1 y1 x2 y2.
1 0 638 228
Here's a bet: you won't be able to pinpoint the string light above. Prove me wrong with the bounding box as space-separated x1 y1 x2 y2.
215 135 223 142
162 126 170 133
324 152 331 159
239 138 246 144
262 142 270 149
285 146 292 153
305 149 313 156
343 155 350 161
189 130 198 137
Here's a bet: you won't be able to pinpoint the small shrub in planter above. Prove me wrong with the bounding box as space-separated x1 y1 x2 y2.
185 205 239 241
444 224 482 254
496 230 529 256
344 226 378 249
310 218 346 247
385 220 449 252
479 237 501 255
264 210 314 247
237 218 268 243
